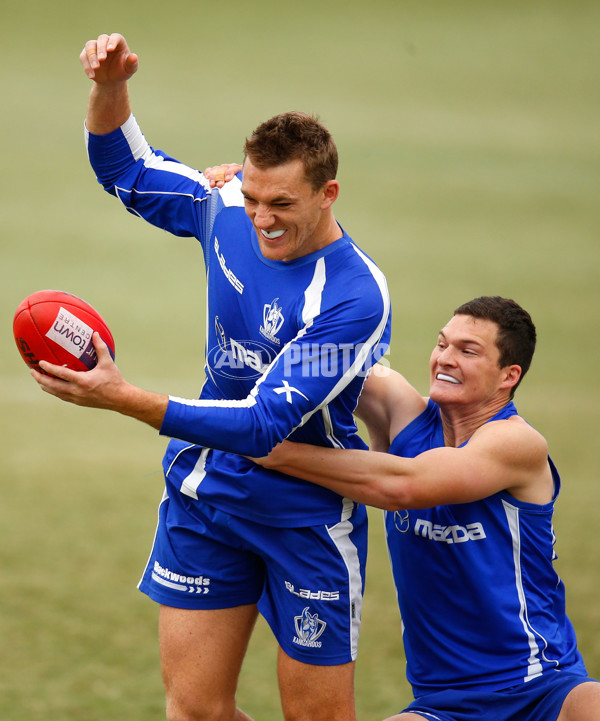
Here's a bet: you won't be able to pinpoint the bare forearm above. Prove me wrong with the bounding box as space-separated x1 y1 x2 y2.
114 384 169 430
86 82 131 134
265 426 548 511
265 442 409 510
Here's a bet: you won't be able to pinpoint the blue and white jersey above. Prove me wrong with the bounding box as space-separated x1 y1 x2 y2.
386 400 587 696
86 115 391 526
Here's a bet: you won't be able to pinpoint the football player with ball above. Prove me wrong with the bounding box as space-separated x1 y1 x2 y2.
32 32 391 721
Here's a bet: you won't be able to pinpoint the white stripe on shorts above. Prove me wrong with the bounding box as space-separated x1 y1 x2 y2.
327 518 362 660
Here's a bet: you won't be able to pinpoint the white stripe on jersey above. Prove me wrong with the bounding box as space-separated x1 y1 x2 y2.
503 500 546 681
296 244 390 426
169 395 258 409
204 267 217 387
302 257 326 325
218 175 245 208
180 446 211 499
122 114 153 161
321 405 344 449
107 114 245 208
144 151 210 187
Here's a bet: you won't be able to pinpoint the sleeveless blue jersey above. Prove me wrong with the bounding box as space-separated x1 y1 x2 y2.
86 116 391 526
386 400 586 696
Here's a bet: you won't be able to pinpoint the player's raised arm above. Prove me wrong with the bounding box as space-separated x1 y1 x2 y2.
80 33 138 134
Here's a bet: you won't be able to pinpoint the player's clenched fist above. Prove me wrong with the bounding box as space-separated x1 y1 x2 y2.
80 33 138 83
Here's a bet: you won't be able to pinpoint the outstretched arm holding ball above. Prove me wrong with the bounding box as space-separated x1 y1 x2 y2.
31 333 168 430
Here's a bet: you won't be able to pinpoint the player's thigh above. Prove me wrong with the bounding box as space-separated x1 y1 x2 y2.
277 647 356 721
557 681 600 721
159 604 259 709
382 715 429 721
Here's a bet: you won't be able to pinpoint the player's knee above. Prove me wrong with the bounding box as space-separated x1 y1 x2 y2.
166 694 238 721
281 695 356 721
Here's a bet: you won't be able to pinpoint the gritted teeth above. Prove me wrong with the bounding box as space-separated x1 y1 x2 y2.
261 229 286 240
437 373 460 384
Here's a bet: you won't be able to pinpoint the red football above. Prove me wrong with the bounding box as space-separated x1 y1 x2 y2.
13 290 115 374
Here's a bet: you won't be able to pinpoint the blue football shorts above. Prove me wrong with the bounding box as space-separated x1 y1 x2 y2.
401 671 599 721
138 487 368 665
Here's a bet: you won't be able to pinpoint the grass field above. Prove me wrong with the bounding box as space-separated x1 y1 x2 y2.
1 1 599 719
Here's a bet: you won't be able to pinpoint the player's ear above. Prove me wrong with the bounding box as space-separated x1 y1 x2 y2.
501 365 522 391
320 180 339 209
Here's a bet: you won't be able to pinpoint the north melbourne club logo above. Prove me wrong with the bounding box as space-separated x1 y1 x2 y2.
260 298 285 344
293 607 327 649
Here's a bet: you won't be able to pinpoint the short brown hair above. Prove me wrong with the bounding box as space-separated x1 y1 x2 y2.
453 296 537 397
244 111 338 191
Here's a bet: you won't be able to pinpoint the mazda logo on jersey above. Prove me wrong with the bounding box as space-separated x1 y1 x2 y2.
394 510 410 533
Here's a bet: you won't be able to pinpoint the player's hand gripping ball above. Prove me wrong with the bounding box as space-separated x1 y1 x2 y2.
13 290 115 374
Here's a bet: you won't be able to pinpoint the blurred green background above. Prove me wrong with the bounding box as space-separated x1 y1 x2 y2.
1 0 598 718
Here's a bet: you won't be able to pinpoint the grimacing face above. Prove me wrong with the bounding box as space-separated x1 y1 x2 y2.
241 157 339 262
429 314 519 408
